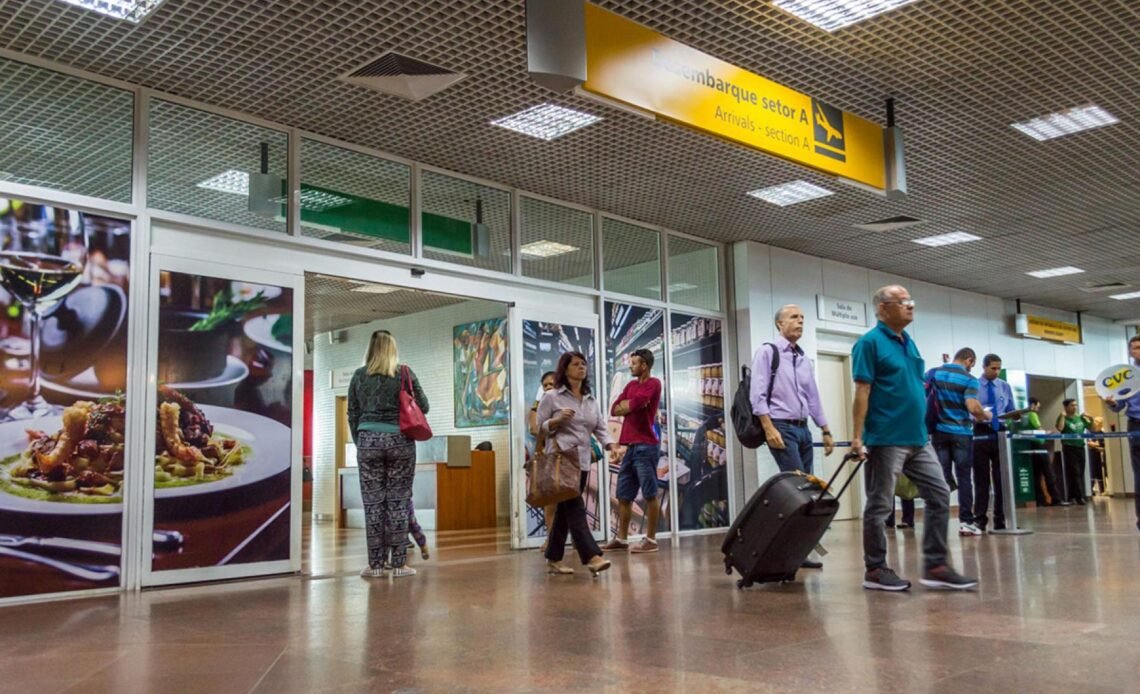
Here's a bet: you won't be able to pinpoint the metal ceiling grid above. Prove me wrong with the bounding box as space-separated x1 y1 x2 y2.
0 0 1137 319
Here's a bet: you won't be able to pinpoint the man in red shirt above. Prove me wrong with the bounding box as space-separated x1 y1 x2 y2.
602 349 663 554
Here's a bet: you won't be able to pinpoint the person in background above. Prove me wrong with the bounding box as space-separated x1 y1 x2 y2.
528 371 557 550
746 304 833 568
536 351 614 577
1021 398 1063 506
406 499 429 561
974 354 1017 532
851 285 976 592
603 348 664 554
348 330 429 579
1103 334 1140 531
927 348 991 536
1055 398 1092 505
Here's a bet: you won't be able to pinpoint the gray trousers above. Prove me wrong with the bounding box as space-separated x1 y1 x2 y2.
863 444 950 571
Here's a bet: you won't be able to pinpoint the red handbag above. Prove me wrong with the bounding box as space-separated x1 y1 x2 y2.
399 366 433 441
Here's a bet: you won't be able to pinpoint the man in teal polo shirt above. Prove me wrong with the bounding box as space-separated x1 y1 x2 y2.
850 285 978 592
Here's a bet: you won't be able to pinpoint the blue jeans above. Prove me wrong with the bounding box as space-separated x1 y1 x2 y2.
863 444 950 571
769 421 814 475
616 444 659 502
933 431 974 525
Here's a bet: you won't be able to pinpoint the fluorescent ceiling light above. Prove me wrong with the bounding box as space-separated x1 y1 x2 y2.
1109 291 1140 301
1011 105 1119 141
647 283 699 293
55 0 168 23
748 180 833 206
911 231 982 247
773 0 919 32
1026 266 1084 279
197 169 249 195
269 190 354 213
491 104 601 141
520 240 580 258
350 284 401 294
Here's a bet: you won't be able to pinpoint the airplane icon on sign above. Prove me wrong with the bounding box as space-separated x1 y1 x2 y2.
815 102 843 144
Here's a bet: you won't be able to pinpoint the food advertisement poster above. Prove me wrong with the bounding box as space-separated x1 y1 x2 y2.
603 302 670 535
0 199 130 598
151 270 293 571
522 320 600 537
670 312 729 530
452 318 509 428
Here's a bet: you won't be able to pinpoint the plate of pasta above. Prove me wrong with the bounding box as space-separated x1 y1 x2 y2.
0 389 291 514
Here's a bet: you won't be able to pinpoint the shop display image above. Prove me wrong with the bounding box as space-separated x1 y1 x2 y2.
604 301 670 535
521 319 600 537
151 271 294 571
670 313 729 531
0 199 131 598
452 318 509 428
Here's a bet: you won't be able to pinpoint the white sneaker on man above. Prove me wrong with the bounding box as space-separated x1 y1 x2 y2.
958 523 983 537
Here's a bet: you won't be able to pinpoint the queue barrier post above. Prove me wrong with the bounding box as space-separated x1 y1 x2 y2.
989 431 1033 536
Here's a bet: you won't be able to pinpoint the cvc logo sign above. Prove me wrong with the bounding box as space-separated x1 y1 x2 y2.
1095 364 1140 400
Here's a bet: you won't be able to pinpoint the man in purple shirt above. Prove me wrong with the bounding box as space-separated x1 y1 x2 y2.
750 305 834 570
751 304 835 475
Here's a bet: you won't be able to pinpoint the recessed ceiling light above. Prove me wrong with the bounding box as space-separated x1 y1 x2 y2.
491 104 601 141
197 169 249 195
748 180 833 206
1026 266 1085 279
912 231 983 247
772 0 919 32
56 0 168 23
350 284 401 294
1011 105 1119 141
520 240 580 258
1109 291 1140 301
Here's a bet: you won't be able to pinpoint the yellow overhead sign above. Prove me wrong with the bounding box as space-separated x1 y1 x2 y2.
1025 315 1081 343
581 3 888 190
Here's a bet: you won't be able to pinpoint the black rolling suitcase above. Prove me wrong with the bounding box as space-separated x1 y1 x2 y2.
722 452 863 588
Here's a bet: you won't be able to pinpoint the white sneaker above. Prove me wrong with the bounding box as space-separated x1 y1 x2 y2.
958 523 982 537
360 567 386 578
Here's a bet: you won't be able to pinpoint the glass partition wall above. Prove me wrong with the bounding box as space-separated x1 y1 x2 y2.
0 53 732 602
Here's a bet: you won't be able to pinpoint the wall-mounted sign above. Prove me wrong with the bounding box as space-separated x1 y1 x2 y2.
816 295 867 326
330 366 356 389
1095 363 1140 401
581 4 891 191
1015 314 1081 344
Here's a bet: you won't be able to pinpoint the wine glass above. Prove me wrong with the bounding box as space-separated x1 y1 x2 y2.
0 203 88 419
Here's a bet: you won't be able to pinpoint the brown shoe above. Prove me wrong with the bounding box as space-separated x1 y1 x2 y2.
587 556 612 577
600 538 629 551
546 561 574 575
629 538 659 554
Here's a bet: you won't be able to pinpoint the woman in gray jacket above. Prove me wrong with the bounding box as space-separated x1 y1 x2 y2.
348 330 428 579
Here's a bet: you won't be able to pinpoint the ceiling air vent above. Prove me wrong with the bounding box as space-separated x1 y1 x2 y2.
338 52 465 101
853 215 923 232
1078 281 1131 293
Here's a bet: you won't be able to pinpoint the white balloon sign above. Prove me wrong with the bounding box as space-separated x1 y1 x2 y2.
1095 363 1140 400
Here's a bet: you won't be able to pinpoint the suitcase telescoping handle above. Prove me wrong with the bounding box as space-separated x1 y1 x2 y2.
815 452 865 503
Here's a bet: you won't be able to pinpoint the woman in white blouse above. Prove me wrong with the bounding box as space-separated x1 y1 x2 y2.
535 351 615 577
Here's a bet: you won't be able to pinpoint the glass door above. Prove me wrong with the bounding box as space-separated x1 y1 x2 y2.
141 255 301 586
510 307 605 549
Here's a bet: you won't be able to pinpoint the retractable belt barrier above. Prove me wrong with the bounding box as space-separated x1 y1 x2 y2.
807 430 1140 448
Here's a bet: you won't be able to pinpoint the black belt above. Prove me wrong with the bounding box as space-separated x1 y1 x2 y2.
772 418 808 427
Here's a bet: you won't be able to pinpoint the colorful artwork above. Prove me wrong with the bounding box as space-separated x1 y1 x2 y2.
453 318 509 427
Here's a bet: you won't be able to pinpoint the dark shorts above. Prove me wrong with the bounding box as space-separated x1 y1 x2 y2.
616 444 659 502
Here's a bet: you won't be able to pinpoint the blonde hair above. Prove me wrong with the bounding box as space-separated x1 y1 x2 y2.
365 330 398 377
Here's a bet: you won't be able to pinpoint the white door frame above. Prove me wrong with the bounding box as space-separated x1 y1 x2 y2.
140 253 303 587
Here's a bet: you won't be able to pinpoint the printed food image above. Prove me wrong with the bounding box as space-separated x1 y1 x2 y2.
0 397 126 503
155 386 247 488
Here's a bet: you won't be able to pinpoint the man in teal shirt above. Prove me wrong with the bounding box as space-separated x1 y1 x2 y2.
851 285 977 592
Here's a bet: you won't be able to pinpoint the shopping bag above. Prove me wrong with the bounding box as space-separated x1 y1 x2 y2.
895 473 919 501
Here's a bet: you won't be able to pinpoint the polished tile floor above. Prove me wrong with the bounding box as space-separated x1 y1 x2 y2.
3 499 1139 693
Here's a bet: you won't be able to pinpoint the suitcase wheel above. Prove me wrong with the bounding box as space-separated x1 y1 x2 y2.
736 579 749 590
780 572 797 584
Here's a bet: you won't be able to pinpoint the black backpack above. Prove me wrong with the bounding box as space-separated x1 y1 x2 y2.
731 343 779 449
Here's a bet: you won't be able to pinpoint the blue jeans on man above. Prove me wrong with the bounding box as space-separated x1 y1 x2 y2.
616 443 660 502
1130 419 1140 531
769 420 813 474
933 431 974 525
